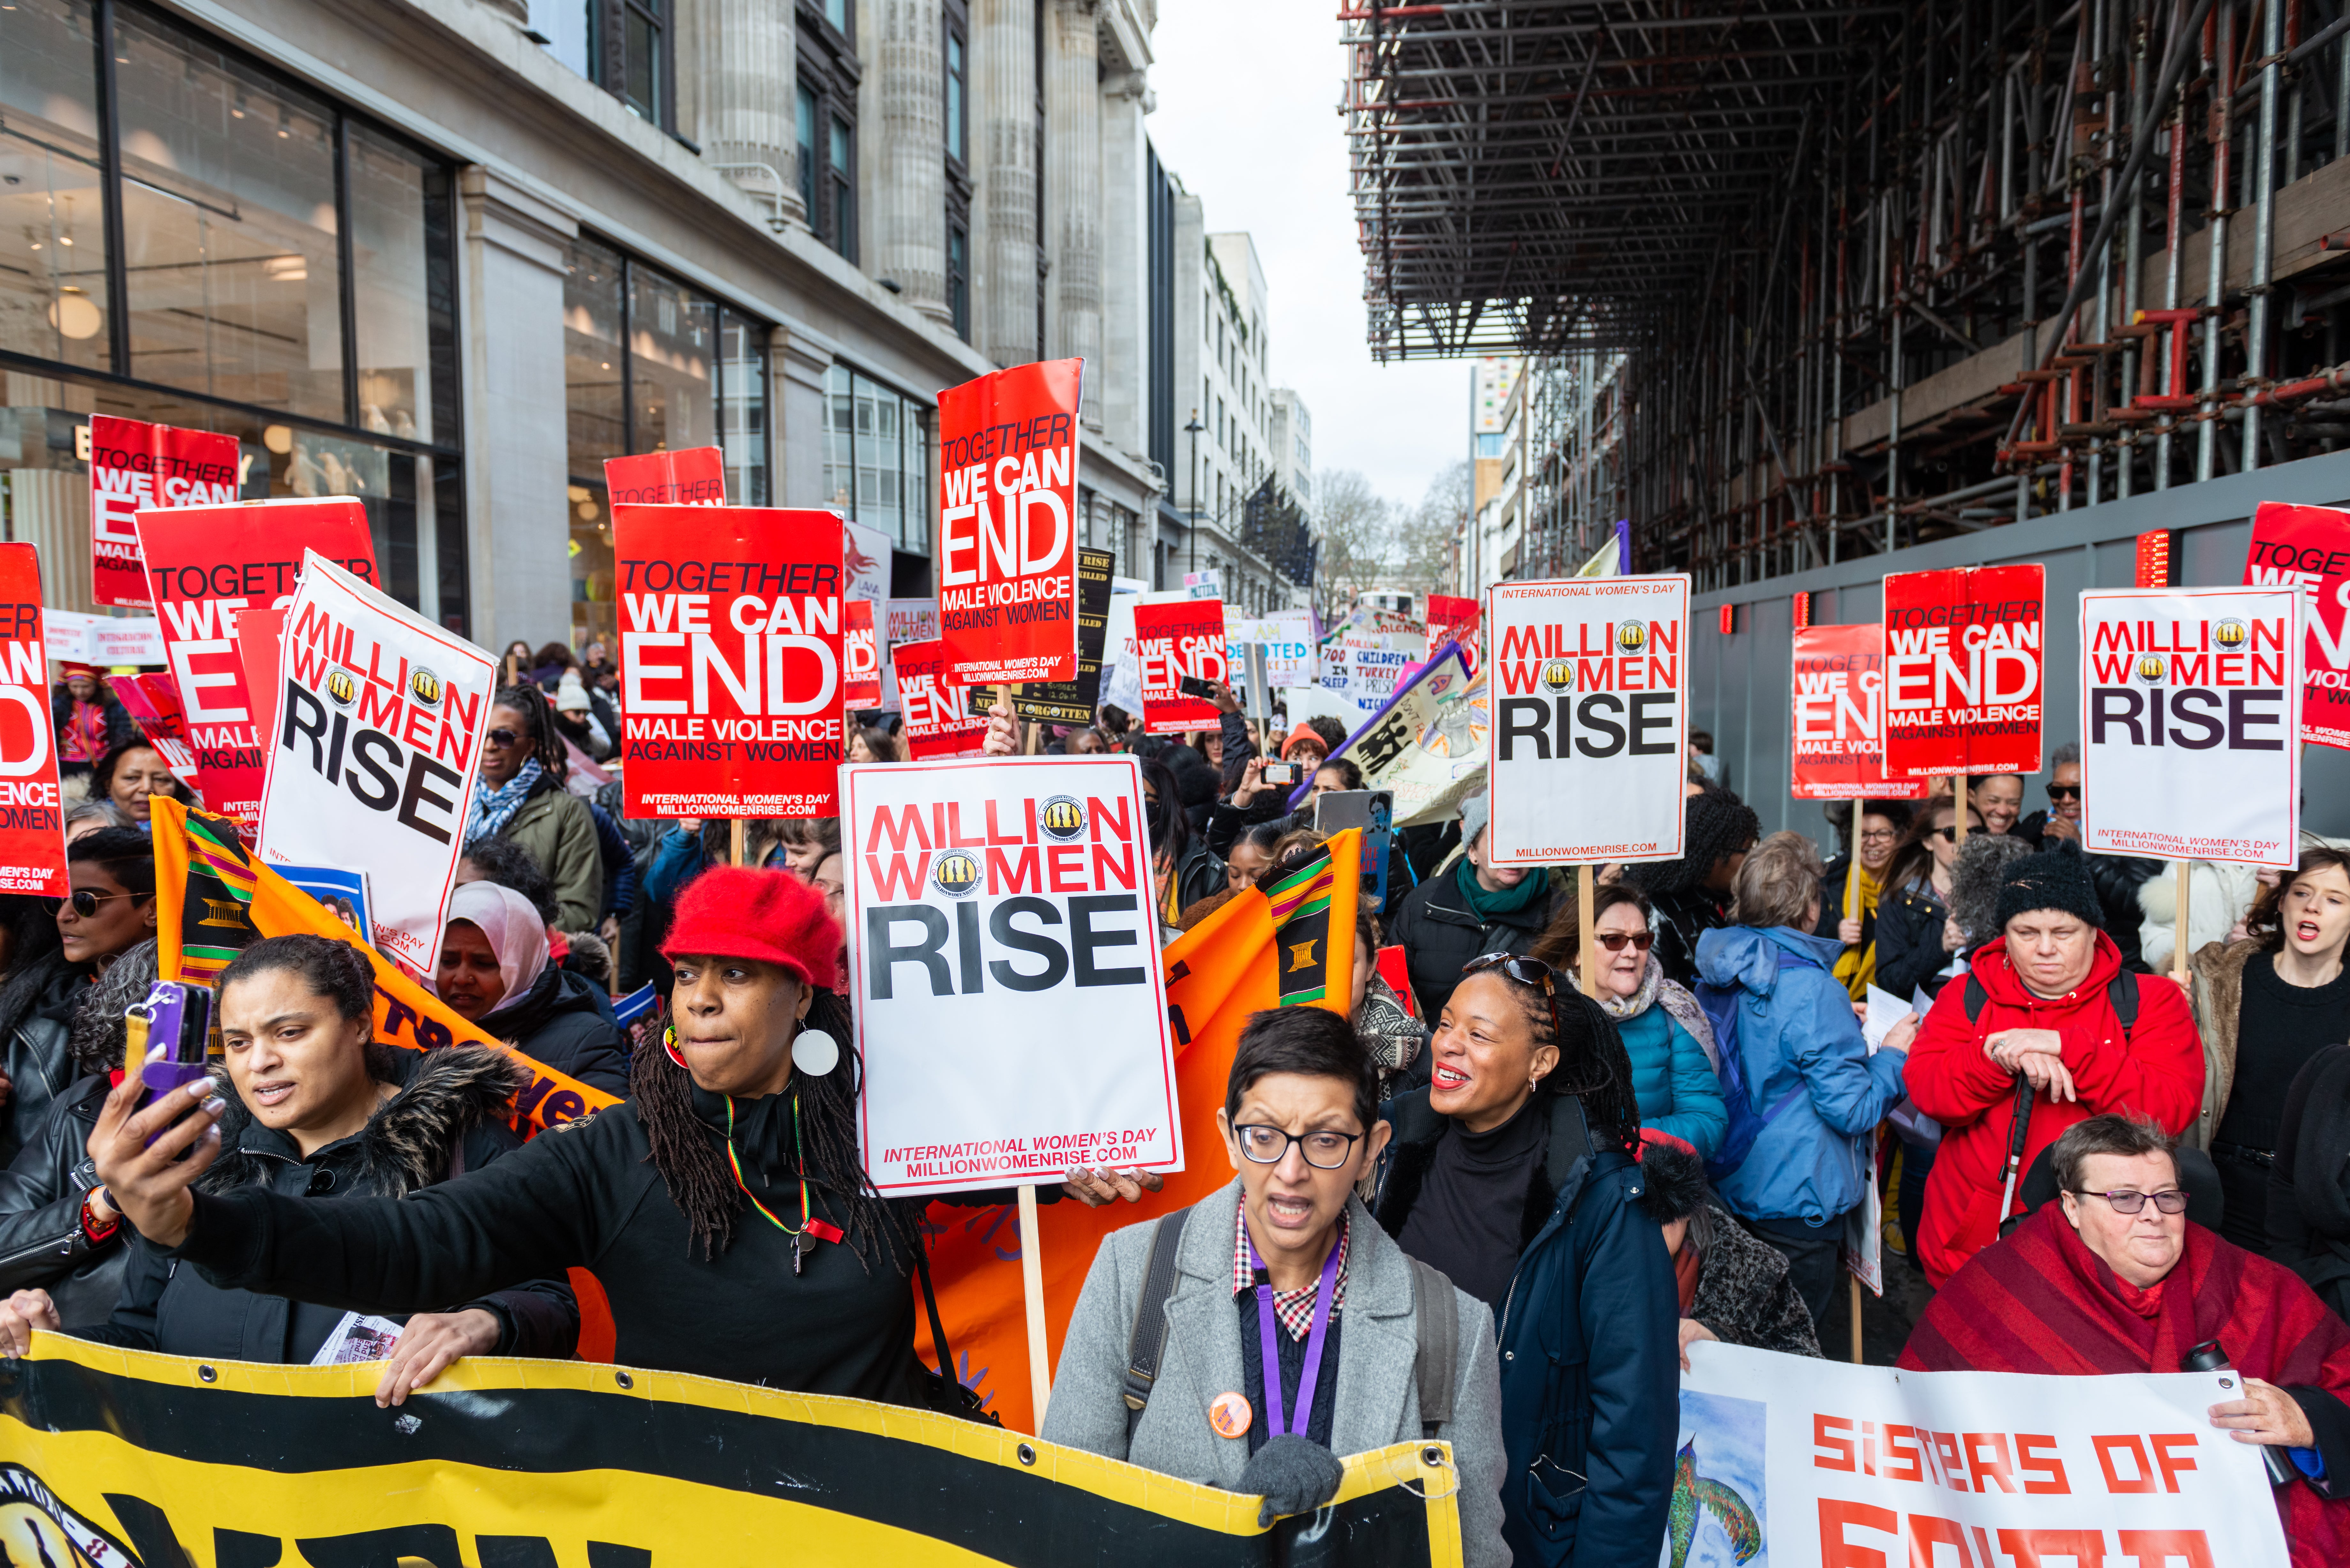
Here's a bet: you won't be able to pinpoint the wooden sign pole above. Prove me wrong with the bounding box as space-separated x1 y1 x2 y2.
2173 860 2192 987
1850 1275 1865 1363
732 818 747 868
1576 866 1597 999
1954 775 1968 844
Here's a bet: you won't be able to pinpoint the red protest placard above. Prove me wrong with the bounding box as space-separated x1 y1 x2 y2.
2244 501 2350 748
111 673 198 782
603 447 725 507
0 545 68 895
136 498 379 830
844 599 881 709
1790 623 1929 801
1880 563 2046 777
611 505 845 818
892 638 986 759
1132 597 1229 735
233 606 286 751
1426 593 1480 671
89 415 240 608
936 358 1083 685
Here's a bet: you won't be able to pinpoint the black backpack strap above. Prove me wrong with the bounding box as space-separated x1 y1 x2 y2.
1964 972 1987 1023
1122 1209 1193 1437
1407 1257 1457 1439
2108 968 2140 1035
912 1236 957 1378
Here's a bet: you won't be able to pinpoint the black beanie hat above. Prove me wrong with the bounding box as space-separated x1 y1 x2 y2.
1992 845 2105 932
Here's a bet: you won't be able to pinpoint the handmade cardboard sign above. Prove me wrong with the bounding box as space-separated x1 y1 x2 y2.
1132 597 1228 735
602 446 724 507
89 414 240 607
936 358 1083 685
843 755 1179 1197
1486 574 1689 866
611 504 845 819
135 497 379 831
0 545 67 895
892 638 988 759
2243 500 2350 748
1791 623 1930 801
1227 607 1316 690
2079 586 2302 867
1881 563 2046 777
256 553 497 969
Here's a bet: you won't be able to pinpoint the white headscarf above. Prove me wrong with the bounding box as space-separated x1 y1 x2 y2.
441 879 550 1015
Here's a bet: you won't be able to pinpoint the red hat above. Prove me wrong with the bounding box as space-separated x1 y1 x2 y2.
1281 722 1327 761
59 662 100 681
661 865 841 990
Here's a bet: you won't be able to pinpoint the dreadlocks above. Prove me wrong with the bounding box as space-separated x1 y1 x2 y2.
493 682 569 780
1491 969 1644 1157
1621 787 1760 899
630 986 917 1271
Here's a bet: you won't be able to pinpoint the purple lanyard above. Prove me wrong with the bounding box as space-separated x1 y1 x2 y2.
1248 1230 1343 1439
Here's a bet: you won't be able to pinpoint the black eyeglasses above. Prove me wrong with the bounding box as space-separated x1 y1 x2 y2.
1463 951 1562 1041
2047 783 2081 800
485 727 523 747
2073 1188 2187 1215
1232 1124 1365 1170
64 889 142 918
1930 826 1964 843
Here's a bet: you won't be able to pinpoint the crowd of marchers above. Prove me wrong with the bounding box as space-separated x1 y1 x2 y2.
4 652 2348 1567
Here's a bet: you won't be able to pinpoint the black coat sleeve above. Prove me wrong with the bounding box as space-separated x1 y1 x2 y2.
1218 708 1255 795
2286 1384 2350 1499
0 1084 116 1295
1573 1177 1682 1562
446 1122 580 1359
72 1234 169 1347
1873 892 1947 1002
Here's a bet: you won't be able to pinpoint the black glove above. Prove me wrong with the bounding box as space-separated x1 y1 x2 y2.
1236 1433 1345 1526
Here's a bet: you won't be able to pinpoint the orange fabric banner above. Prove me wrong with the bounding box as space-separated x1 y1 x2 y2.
917 829 1361 1433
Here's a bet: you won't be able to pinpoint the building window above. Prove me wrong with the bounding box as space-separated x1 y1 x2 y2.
796 86 818 221
797 1 859 258
0 0 466 624
619 0 666 124
823 365 931 554
947 224 970 342
829 116 856 263
562 236 770 645
945 26 967 163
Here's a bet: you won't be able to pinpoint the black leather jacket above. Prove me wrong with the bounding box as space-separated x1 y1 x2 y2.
0 1075 122 1323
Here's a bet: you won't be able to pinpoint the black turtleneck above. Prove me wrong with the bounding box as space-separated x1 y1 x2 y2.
1395 1097 1545 1308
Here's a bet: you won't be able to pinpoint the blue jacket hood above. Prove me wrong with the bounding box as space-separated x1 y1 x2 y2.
1693 924 1845 993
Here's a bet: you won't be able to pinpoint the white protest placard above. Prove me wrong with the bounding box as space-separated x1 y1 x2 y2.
1486 575 1689 866
844 755 1179 1197
1672 1343 2287 1568
2079 587 2302 867
1226 607 1315 688
1329 643 1474 815
88 615 165 667
255 552 497 970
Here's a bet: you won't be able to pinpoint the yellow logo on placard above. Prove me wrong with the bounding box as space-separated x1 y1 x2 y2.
2214 619 2248 650
410 666 443 706
1616 622 1647 652
1039 796 1085 841
931 852 982 898
325 669 360 706
1541 660 1574 693
2137 655 2168 683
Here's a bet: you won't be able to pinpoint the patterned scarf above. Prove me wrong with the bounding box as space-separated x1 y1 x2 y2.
1588 952 1721 1073
465 757 543 844
62 699 111 765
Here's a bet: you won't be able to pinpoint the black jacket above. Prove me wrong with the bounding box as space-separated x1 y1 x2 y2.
166 1081 1020 1399
1644 884 1730 990
0 955 88 1166
77 1045 578 1364
1387 868 1560 1034
1874 877 1958 1001
1169 838 1226 918
0 1075 122 1323
480 966 630 1095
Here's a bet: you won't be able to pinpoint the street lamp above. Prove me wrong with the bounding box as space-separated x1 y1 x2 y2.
1184 409 1205 577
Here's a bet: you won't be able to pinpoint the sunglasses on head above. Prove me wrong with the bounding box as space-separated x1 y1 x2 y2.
1462 951 1561 1039
2047 782 2081 800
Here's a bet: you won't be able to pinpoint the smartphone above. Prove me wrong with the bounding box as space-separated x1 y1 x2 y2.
129 980 214 1111
1260 761 1299 787
1177 674 1221 701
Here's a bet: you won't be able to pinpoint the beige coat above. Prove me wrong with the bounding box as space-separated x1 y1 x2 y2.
2183 937 2261 1151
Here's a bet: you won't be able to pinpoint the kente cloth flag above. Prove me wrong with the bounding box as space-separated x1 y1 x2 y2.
917 830 1362 1435
148 796 620 1135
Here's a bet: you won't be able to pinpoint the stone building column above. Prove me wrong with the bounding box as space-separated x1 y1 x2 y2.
1046 0 1101 423
974 0 1039 367
702 0 806 227
874 0 949 319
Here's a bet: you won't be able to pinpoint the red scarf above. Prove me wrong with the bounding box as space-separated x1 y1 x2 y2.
1903 1204 2350 1565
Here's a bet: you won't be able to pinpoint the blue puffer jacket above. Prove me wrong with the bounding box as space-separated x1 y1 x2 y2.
1617 1004 1727 1160
1695 924 1907 1224
1376 1089 1676 1568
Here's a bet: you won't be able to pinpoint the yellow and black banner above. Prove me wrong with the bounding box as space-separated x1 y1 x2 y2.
1 1337 1462 1567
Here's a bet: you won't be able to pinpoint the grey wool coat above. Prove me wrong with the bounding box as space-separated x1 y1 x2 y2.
1042 1180 1510 1568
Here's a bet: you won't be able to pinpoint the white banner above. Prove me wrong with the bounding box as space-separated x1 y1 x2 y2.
255 553 497 971
1671 1343 2287 1568
2079 587 2303 868
843 756 1180 1197
1486 575 1689 866
44 609 164 667
1227 608 1316 689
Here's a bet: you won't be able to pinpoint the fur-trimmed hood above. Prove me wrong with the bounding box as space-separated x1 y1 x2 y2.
199 1043 527 1199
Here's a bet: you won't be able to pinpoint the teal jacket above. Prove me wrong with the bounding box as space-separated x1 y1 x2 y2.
1617 1005 1727 1160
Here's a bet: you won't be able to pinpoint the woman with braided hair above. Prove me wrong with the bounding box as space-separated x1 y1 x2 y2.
467 684 602 930
82 868 1153 1404
1373 949 1677 1568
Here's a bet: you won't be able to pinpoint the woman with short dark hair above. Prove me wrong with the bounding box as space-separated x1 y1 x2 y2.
90 740 192 827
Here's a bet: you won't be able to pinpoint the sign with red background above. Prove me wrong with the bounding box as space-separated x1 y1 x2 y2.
0 545 67 895
89 415 240 608
891 639 987 759
936 358 1083 685
2243 501 2350 748
1790 624 1929 801
111 673 197 782
611 505 845 818
1425 593 1480 671
843 599 881 708
136 498 378 831
1881 563 2046 777
1132 597 1229 735
603 447 725 507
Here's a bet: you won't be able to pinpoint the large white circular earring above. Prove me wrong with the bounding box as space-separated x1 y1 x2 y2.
793 1027 840 1077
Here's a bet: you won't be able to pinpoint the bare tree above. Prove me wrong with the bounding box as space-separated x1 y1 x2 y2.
1311 468 1392 623
1393 460 1469 600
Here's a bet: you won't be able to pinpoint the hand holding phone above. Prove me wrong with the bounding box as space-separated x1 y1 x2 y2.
1260 761 1299 787
1177 674 1221 702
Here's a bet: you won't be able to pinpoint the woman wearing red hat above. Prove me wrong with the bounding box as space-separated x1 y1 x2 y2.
81 865 1151 1404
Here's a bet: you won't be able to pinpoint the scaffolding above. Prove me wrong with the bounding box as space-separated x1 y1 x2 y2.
1347 0 2350 589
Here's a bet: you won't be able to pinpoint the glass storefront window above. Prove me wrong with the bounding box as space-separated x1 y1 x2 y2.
349 124 454 447
0 0 110 374
564 235 625 472
720 310 768 504
822 363 929 554
115 7 344 420
628 262 713 454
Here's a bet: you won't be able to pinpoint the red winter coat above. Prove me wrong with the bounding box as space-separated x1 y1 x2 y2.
1902 933 2201 1285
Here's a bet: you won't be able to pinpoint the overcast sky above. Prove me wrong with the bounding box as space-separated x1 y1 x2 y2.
1145 1 1469 514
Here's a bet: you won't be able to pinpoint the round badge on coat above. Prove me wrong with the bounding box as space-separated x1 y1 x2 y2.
1208 1391 1252 1439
